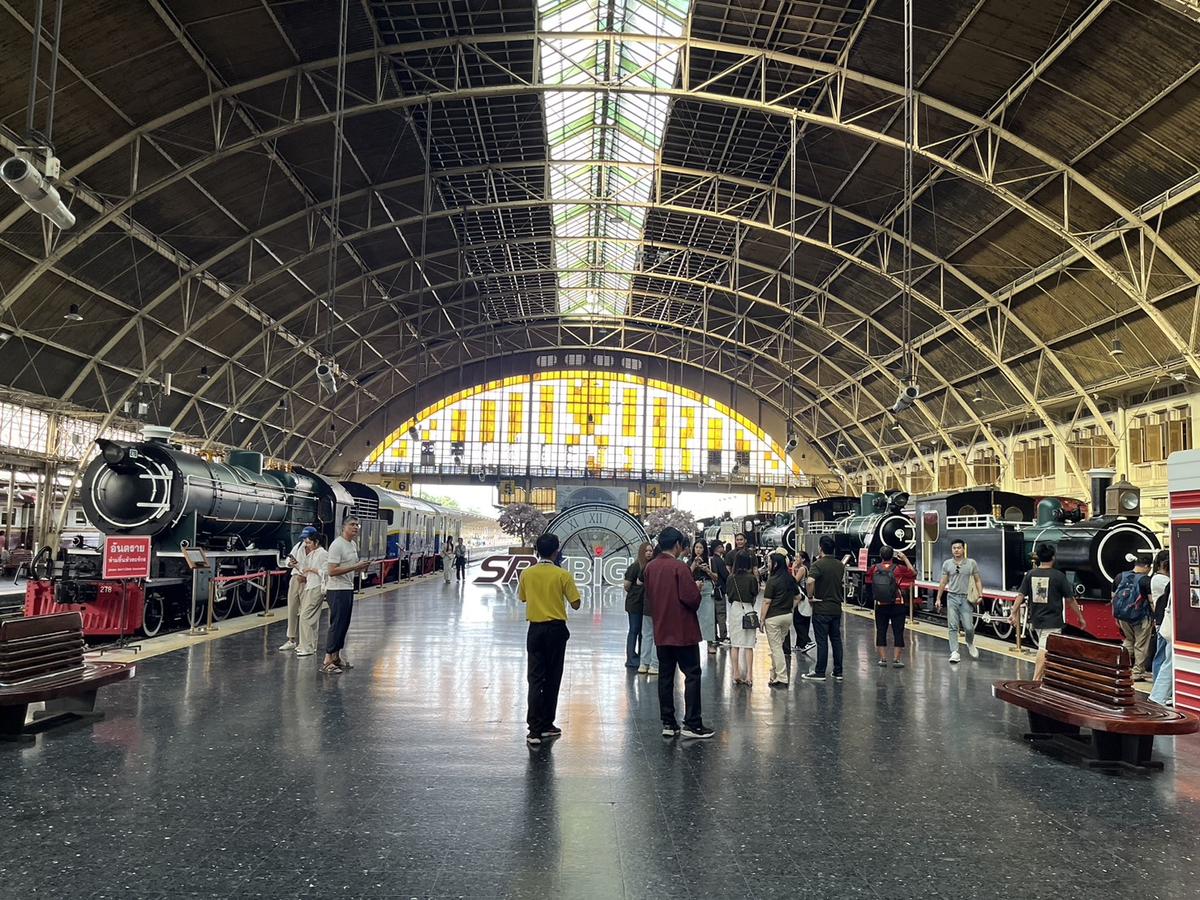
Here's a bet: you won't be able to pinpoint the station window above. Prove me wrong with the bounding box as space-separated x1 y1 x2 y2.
972 450 1001 485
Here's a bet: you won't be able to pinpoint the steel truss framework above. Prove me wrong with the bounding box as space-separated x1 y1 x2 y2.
0 23 1196 529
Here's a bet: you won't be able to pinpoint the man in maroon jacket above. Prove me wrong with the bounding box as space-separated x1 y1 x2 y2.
644 527 715 739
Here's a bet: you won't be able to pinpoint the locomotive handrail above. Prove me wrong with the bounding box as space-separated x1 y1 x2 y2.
804 522 839 534
946 514 1001 529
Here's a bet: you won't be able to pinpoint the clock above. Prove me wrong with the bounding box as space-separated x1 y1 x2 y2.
545 503 650 585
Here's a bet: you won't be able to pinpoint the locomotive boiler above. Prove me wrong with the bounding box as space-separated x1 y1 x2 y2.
759 512 797 556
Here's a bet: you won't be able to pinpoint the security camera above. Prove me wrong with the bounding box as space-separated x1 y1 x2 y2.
890 381 920 414
698 477 705 488
315 361 337 394
1 156 75 230
785 431 798 453
408 425 420 441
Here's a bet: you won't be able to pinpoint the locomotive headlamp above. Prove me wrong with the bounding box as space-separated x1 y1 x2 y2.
101 441 128 466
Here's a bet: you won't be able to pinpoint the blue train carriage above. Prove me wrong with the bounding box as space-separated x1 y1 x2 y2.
910 489 1037 639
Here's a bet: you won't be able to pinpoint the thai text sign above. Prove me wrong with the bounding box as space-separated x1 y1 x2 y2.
102 535 152 580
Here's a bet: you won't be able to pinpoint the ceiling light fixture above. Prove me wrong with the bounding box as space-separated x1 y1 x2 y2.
1109 337 1124 357
972 388 983 404
64 303 83 322
0 331 10 343
277 398 287 410
198 365 209 380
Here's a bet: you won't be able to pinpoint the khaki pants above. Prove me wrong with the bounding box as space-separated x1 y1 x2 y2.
764 614 792 685
298 585 325 654
286 575 305 640
1118 617 1154 675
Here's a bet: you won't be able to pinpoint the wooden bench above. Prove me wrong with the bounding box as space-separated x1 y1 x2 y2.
0 612 134 742
993 633 1198 770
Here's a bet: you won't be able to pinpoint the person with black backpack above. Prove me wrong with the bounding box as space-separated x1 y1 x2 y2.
1111 551 1155 681
865 546 915 668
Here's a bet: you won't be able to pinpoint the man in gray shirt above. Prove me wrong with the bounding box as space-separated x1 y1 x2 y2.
935 538 983 664
323 517 370 674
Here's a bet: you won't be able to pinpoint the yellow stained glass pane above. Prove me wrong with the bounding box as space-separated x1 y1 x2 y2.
655 448 665 471
539 386 555 440
507 393 524 444
707 417 723 451
624 447 634 471
682 449 692 471
681 407 695 441
652 397 667 449
451 409 468 443
622 388 638 437
480 399 496 444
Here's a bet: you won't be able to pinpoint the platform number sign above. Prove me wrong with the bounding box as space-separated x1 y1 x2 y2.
759 487 777 505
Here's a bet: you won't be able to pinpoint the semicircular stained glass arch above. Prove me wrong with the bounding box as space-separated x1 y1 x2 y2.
364 371 800 480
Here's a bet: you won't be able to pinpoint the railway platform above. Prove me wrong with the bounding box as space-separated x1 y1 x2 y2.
4 577 1200 899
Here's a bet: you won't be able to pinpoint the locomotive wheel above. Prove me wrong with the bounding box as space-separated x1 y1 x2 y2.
142 591 165 637
213 573 235 621
989 598 1015 640
235 567 262 617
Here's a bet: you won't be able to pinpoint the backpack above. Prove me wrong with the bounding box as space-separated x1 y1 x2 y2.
1111 570 1148 623
872 563 899 606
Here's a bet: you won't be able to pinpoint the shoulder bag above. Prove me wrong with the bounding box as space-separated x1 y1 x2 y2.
734 577 759 631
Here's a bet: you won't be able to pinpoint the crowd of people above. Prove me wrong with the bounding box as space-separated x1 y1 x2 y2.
517 526 1181 746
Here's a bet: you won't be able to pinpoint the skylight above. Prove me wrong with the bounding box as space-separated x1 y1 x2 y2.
538 0 691 317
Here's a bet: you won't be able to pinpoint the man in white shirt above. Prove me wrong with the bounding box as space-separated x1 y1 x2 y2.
296 530 329 658
323 518 370 674
279 527 315 652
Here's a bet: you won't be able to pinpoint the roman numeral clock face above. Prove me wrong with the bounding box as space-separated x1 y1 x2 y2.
545 503 650 585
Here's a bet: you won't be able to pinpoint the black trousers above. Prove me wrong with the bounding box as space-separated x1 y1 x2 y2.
786 610 811 655
657 644 702 730
812 613 843 677
874 603 907 648
526 620 569 735
455 558 466 579
326 589 354 654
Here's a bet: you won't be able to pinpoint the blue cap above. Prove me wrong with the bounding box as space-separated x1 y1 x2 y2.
300 526 318 540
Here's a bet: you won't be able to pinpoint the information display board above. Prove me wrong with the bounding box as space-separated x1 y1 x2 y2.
102 535 152 580
1168 449 1200 717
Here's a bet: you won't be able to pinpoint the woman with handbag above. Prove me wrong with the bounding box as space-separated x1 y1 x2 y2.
688 540 720 655
726 551 760 685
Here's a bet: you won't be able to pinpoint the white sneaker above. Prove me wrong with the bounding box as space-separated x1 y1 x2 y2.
295 648 315 657
637 665 649 674
278 640 297 652
967 642 979 659
646 666 659 676
949 651 961 664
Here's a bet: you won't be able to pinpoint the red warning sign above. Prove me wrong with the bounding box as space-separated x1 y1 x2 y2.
102 535 152 580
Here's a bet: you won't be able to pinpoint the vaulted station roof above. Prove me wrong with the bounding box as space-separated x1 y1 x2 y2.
1 0 1199 492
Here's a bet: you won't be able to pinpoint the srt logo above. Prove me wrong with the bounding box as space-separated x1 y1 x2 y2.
474 554 634 585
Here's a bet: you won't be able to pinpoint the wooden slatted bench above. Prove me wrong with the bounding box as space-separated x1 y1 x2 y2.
993 633 1198 770
0 612 134 742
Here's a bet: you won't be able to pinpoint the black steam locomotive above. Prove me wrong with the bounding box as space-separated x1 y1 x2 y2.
791 472 1158 642
796 491 914 602
26 427 356 637
25 427 466 638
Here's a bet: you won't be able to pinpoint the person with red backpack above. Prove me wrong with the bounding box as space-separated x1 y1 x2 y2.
865 547 915 668
1111 551 1155 681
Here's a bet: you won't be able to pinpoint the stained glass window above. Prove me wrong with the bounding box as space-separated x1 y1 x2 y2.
364 372 802 483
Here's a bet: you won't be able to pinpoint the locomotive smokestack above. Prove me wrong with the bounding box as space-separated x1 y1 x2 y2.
1087 468 1115 518
142 424 175 444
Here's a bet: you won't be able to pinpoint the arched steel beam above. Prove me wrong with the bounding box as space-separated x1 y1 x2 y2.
170 232 993 469
163 194 1090 490
3 33 1196 380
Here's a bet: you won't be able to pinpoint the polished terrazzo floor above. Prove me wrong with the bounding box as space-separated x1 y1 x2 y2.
5 573 1200 900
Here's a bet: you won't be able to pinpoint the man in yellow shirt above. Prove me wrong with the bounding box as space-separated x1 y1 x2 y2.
518 533 581 746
